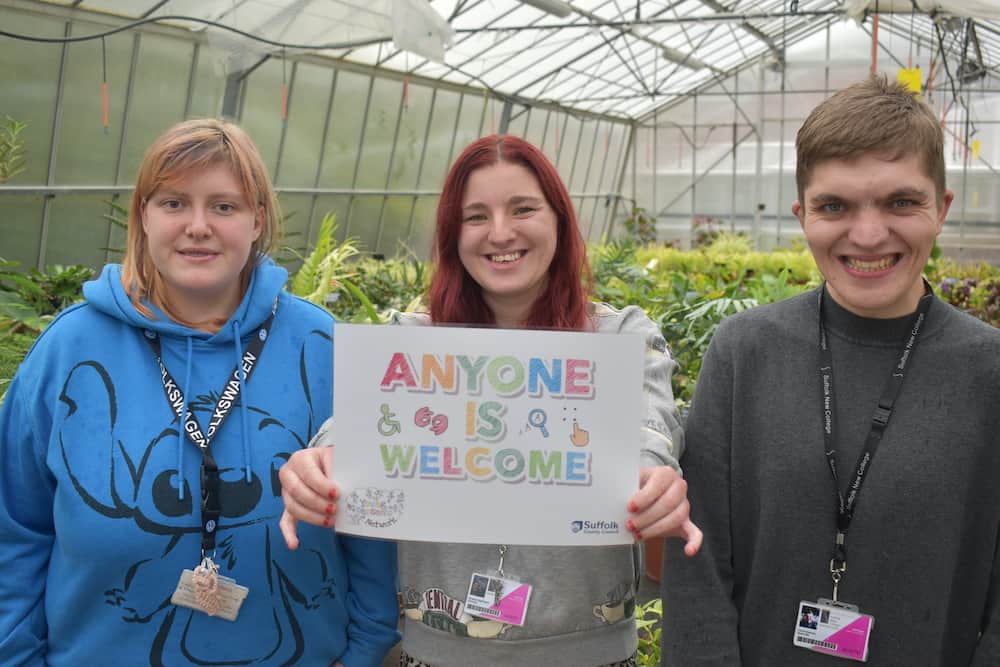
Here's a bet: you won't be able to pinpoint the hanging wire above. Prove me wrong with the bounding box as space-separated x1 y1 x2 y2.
0 16 388 51
403 52 410 111
870 0 880 74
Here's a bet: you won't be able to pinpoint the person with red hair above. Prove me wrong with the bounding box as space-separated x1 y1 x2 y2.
278 134 700 667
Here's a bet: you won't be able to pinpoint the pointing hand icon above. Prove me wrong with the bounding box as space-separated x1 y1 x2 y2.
570 419 590 447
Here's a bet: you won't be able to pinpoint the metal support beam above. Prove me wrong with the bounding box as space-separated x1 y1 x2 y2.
38 20 72 270
658 127 756 215
695 0 784 62
498 99 513 134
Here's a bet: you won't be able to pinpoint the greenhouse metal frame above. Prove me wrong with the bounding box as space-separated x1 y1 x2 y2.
2 0 999 269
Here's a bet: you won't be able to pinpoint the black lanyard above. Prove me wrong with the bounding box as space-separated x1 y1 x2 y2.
144 301 277 554
817 283 932 598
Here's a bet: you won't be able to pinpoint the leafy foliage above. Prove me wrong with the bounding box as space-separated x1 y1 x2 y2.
0 332 35 403
622 207 657 245
0 259 94 334
326 256 428 323
636 597 663 667
0 116 27 183
282 212 384 324
286 212 360 304
4 232 1000 408
592 237 818 404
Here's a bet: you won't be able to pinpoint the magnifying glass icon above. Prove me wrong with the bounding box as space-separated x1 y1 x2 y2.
528 409 549 437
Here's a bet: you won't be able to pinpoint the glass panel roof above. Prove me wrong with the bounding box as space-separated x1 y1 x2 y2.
26 0 1000 120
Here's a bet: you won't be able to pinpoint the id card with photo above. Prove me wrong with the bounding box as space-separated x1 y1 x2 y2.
464 572 532 626
793 599 874 662
171 569 249 622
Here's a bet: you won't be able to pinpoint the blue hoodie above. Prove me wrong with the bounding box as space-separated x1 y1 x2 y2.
0 260 399 667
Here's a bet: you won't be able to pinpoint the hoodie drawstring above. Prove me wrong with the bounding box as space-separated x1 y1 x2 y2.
177 336 193 501
232 321 253 483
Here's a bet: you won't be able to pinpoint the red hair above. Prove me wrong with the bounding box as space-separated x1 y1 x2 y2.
429 134 592 330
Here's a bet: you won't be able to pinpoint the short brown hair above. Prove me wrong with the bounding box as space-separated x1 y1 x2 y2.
795 75 946 203
121 119 279 324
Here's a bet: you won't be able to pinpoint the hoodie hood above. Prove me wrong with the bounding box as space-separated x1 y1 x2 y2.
83 258 289 341
83 257 290 492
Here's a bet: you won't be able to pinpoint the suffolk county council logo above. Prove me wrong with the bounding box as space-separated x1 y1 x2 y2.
571 519 619 535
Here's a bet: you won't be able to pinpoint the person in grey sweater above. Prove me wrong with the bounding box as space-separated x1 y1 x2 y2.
279 134 702 666
662 75 1000 665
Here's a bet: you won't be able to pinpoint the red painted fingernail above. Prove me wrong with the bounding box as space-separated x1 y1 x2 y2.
322 517 331 527
328 489 338 500
325 504 334 515
628 501 638 513
626 519 636 532
635 531 643 541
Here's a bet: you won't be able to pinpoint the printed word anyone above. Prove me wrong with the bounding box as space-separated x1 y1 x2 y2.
380 353 594 398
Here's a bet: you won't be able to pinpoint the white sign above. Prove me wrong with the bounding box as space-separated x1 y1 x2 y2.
329 323 643 546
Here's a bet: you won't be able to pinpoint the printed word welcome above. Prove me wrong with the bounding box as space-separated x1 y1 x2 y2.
379 443 592 484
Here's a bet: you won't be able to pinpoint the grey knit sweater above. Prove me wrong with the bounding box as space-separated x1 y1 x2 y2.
662 287 1000 666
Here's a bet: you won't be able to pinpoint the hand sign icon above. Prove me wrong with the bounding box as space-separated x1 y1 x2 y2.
570 419 589 447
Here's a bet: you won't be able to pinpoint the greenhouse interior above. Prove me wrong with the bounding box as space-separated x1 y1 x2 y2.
3 0 999 266
1 0 999 404
2 2 1000 666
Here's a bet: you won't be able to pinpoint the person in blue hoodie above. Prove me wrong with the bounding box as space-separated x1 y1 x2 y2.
0 119 399 667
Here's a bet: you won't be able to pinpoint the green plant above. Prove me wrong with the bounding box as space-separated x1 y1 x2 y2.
657 277 758 405
691 215 733 248
636 597 663 666
622 206 657 245
284 212 383 323
0 259 93 334
0 116 27 183
0 331 36 404
99 199 130 257
327 255 428 323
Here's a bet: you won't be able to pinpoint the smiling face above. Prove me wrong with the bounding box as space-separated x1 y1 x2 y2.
457 161 558 327
792 152 953 319
141 163 262 324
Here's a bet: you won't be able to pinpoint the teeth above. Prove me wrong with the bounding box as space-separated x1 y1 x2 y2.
845 256 897 272
490 252 523 263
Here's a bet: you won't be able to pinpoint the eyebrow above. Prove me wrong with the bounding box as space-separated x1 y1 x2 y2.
461 195 544 211
808 186 931 205
153 189 246 200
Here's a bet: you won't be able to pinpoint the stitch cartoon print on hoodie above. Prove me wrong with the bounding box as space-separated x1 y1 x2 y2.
0 261 399 666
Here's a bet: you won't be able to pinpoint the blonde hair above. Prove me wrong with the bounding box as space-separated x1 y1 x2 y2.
120 119 279 330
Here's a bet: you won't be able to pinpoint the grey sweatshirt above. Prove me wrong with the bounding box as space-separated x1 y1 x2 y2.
389 303 683 666
662 287 1000 666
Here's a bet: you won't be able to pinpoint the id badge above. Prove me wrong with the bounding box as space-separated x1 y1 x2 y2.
793 599 874 662
171 568 250 622
464 572 532 626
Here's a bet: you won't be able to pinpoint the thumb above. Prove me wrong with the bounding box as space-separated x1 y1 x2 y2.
279 509 301 551
681 518 703 557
